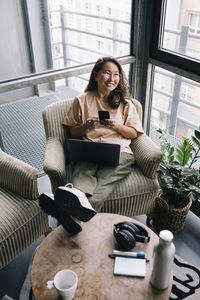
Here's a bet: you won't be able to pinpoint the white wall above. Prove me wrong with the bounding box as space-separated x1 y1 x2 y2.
0 0 51 104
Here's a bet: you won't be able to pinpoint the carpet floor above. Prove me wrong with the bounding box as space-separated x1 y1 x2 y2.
0 94 61 174
0 87 79 174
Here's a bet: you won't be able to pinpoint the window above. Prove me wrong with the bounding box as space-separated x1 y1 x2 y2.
0 0 132 95
96 5 103 16
188 13 200 34
52 44 63 58
50 12 61 27
97 40 103 50
96 21 103 33
51 28 62 43
46 0 132 89
85 18 91 31
48 0 132 70
66 0 73 10
159 0 200 63
180 83 193 101
149 0 200 150
85 2 91 13
150 67 200 140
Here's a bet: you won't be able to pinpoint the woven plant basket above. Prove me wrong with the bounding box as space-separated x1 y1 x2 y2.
152 190 192 234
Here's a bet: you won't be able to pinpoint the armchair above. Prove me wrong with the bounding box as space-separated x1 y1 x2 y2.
42 98 162 217
0 149 50 269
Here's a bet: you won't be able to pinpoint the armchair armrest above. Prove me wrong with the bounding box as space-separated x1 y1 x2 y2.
131 134 162 179
43 137 67 192
0 149 39 199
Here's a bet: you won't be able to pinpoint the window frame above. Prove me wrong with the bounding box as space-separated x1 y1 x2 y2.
150 0 200 77
147 0 200 215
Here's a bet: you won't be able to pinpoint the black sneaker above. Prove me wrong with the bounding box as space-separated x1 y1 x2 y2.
39 193 82 234
54 184 96 222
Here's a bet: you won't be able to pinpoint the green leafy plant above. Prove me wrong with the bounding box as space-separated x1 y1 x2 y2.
157 128 200 208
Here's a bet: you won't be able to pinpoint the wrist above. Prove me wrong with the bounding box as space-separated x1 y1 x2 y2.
82 123 88 134
113 123 120 131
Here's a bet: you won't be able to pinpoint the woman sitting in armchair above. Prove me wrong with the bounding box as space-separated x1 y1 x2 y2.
39 56 143 233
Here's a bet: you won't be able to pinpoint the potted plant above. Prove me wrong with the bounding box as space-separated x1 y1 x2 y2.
151 128 200 234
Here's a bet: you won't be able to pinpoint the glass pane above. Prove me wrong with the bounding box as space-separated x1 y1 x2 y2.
161 0 200 61
0 0 132 102
47 0 132 68
150 66 200 146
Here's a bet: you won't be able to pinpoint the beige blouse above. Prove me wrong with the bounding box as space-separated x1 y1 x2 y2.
63 91 144 154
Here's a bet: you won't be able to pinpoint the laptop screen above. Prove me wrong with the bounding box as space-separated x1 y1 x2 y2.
67 139 121 166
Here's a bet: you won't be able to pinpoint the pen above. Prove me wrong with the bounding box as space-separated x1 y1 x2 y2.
108 254 149 262
113 250 146 258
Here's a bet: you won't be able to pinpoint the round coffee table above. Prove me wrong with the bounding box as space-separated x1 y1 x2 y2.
31 213 172 300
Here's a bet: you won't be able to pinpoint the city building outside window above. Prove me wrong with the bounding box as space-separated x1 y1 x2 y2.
161 0 200 61
150 0 200 149
47 0 131 91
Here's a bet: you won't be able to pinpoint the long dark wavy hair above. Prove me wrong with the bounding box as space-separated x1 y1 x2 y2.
85 57 131 108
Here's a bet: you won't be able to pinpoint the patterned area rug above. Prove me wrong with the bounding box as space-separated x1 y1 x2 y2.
0 87 79 174
170 256 200 299
1 255 199 300
0 95 60 174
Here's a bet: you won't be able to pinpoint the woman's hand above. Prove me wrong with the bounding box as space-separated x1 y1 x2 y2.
84 117 98 131
102 118 137 139
70 117 98 138
101 118 116 128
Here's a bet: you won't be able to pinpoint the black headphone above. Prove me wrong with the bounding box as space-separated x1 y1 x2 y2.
113 222 150 251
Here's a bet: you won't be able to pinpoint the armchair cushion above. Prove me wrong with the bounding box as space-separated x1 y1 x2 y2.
131 134 162 179
0 189 48 268
43 137 68 191
0 150 49 268
100 165 159 216
0 149 39 200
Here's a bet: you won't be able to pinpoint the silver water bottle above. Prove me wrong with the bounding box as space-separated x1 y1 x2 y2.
150 230 175 290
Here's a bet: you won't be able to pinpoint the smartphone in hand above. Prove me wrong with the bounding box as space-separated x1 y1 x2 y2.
98 110 110 122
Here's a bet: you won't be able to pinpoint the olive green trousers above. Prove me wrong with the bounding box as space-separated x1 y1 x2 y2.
71 152 135 212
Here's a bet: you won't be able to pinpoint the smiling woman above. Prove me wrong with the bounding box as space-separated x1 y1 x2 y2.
94 62 120 96
85 56 131 109
39 56 144 233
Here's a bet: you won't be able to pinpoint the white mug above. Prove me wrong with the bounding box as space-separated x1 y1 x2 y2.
47 269 78 300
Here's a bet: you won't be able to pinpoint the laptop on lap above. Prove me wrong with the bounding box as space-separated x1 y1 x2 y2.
67 138 121 166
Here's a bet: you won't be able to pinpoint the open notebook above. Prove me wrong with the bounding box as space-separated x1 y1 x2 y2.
114 257 146 277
